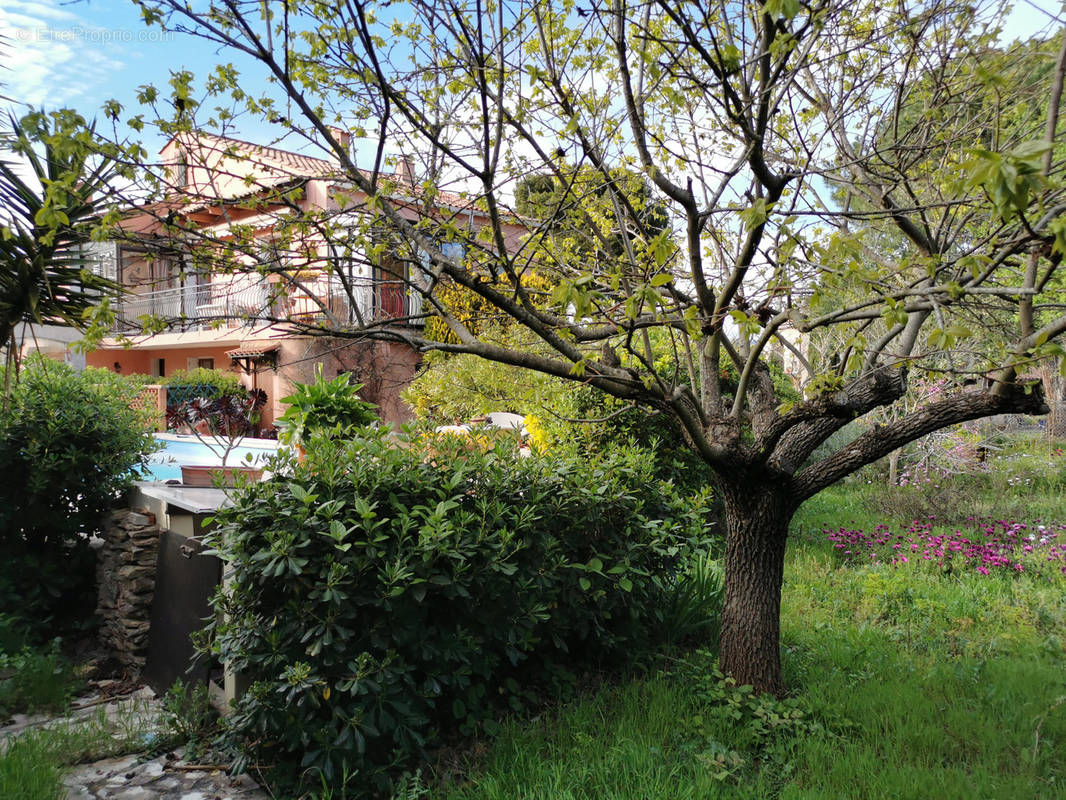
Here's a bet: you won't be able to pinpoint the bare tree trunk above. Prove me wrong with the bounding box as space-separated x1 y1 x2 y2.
1037 363 1066 438
717 479 793 697
888 450 900 487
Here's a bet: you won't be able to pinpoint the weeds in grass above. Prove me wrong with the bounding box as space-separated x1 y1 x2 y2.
441 471 1066 800
0 698 158 800
439 676 783 800
388 770 430 800
863 476 1032 526
0 639 80 719
158 680 217 759
0 728 65 800
662 649 816 784
654 551 724 649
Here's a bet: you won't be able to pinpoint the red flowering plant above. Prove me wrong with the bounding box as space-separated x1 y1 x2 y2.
167 391 267 468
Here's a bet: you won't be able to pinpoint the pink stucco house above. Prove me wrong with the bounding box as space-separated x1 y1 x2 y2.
84 131 499 427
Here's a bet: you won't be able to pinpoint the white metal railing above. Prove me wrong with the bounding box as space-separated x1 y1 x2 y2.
114 275 426 332
114 279 270 332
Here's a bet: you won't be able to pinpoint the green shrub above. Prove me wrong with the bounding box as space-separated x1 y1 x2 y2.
0 613 30 655
275 367 378 445
653 548 724 649
162 367 245 401
205 429 715 796
0 358 157 631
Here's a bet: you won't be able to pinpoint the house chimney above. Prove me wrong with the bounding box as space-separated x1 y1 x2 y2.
326 126 351 153
398 154 416 185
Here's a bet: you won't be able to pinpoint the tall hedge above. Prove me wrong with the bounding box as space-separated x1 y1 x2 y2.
206 430 714 794
0 357 156 629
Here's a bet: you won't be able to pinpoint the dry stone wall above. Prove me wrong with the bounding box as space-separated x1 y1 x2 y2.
96 508 160 671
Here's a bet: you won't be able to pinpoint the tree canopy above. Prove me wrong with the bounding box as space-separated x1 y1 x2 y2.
108 0 1066 694
0 110 122 392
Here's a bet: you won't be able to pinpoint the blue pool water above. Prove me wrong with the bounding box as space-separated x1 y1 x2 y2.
142 434 283 482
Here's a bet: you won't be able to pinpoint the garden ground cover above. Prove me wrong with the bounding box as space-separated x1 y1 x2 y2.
435 459 1066 800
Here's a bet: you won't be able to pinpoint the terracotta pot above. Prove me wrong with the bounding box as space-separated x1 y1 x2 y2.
180 465 264 487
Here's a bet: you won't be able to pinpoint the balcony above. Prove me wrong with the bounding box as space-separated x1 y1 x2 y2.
113 274 424 334
113 280 270 333
281 275 423 327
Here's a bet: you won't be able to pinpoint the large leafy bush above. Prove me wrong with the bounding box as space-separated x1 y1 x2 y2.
163 367 265 437
0 358 156 629
206 430 714 794
275 367 379 445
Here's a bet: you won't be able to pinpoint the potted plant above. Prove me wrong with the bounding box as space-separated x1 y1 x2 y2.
168 391 268 486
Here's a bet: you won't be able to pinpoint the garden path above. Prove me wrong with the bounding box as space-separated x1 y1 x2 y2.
1 684 270 800
63 750 268 800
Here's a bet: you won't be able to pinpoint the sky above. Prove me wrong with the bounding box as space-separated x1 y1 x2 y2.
2 0 207 111
1 0 1064 158
0 0 282 157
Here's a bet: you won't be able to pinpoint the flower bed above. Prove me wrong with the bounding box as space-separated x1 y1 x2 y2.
825 518 1066 578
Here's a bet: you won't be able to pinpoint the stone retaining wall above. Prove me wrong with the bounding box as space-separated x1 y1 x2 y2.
96 508 161 671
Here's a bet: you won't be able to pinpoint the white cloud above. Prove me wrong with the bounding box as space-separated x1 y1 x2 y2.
0 0 123 108
1 0 80 24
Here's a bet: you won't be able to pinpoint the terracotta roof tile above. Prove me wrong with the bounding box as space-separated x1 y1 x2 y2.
186 132 341 180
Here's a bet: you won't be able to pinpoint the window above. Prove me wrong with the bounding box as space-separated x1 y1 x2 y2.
151 358 165 378
329 234 373 323
439 242 465 261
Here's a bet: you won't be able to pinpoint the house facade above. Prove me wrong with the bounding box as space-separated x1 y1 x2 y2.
82 131 471 427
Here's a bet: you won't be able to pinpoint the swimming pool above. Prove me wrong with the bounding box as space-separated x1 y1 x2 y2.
143 433 284 482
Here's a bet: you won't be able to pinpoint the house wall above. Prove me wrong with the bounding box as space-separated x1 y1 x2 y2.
272 337 422 426
86 345 280 430
107 134 522 435
86 348 155 376
86 337 421 430
86 345 239 379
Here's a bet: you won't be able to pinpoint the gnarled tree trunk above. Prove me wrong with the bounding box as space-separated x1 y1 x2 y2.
717 478 795 697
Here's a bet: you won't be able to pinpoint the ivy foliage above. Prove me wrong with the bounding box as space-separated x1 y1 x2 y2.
204 428 715 795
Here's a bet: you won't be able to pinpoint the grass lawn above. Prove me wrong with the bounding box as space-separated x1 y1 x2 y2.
437 451 1066 800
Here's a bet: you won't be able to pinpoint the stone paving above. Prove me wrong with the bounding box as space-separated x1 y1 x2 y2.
63 750 270 800
1 684 271 800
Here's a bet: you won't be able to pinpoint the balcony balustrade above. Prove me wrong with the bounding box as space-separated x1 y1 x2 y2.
113 275 424 333
113 280 270 332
